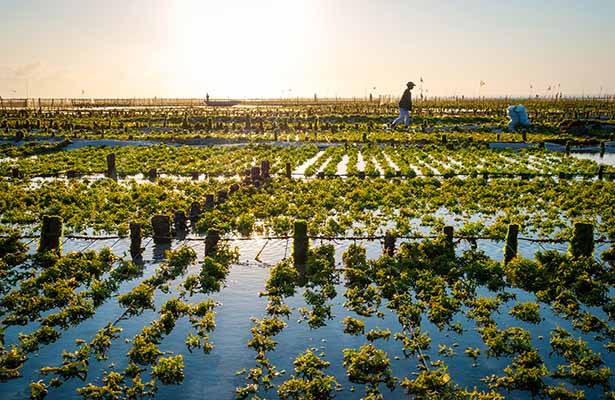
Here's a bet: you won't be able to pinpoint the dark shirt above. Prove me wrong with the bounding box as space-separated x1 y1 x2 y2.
399 89 412 110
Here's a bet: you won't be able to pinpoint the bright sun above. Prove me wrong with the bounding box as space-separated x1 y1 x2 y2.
171 0 309 97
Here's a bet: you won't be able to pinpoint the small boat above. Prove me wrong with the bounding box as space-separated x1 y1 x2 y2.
205 99 240 107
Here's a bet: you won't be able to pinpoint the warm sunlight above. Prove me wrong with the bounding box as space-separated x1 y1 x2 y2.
171 0 312 98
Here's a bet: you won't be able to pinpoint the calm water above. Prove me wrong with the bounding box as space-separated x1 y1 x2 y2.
1 237 613 399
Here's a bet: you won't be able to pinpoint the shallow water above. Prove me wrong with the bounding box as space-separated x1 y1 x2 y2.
1 236 613 399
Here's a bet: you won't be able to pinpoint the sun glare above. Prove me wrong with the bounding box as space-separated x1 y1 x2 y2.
171 0 309 97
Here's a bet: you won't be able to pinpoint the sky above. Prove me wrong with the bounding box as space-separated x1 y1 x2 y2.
0 0 614 99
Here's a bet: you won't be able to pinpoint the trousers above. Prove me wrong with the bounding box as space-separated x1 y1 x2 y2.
391 107 411 127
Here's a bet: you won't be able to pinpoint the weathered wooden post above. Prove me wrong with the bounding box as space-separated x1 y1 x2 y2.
569 222 593 257
482 171 489 181
129 222 142 258
205 229 220 256
503 224 519 264
151 215 171 244
38 215 63 253
565 142 571 156
148 168 157 181
11 167 21 179
598 165 604 181
189 202 201 227
251 166 261 182
191 171 199 181
285 162 292 179
106 153 117 181
204 194 215 210
358 171 366 179
600 141 606 157
217 189 228 204
443 226 454 247
229 183 239 194
261 160 270 179
441 134 447 144
384 231 396 256
293 220 308 273
173 211 187 234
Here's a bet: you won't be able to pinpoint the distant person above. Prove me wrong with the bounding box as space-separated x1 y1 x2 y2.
389 81 415 129
206 93 210 102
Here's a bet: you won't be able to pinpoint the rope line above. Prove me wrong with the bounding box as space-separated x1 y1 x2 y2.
5 233 613 244
4 170 614 180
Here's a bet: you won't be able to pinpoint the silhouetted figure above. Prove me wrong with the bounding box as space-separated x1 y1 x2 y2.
390 81 415 129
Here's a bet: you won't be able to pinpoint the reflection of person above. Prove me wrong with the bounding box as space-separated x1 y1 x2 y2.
390 81 415 129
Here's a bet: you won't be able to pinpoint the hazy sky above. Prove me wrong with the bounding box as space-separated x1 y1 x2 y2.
1 0 614 98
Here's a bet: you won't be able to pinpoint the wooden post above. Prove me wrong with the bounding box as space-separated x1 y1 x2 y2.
598 165 604 181
11 167 21 179
293 220 308 272
173 211 187 234
106 153 117 181
358 171 366 179
191 171 199 181
261 160 270 178
217 189 228 204
148 168 157 181
504 224 519 264
441 134 447 144
384 231 396 256
285 162 292 179
151 215 171 244
205 194 215 209
569 222 594 257
229 183 239 194
205 229 220 256
251 166 261 182
189 202 201 227
482 171 489 180
443 226 454 247
38 215 63 253
600 141 606 157
129 222 142 258
565 142 571 156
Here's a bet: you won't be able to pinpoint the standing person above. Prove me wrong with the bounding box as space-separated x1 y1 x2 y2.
389 81 415 129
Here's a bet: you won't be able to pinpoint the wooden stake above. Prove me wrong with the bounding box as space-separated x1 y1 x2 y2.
129 222 142 258
293 220 308 273
504 224 519 264
570 222 593 257
384 231 396 256
106 153 117 181
205 229 220 256
151 215 171 244
38 215 63 253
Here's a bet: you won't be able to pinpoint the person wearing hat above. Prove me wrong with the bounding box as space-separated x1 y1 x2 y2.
389 81 415 129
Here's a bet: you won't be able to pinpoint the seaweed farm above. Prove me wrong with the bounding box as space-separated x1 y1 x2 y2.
0 98 614 400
